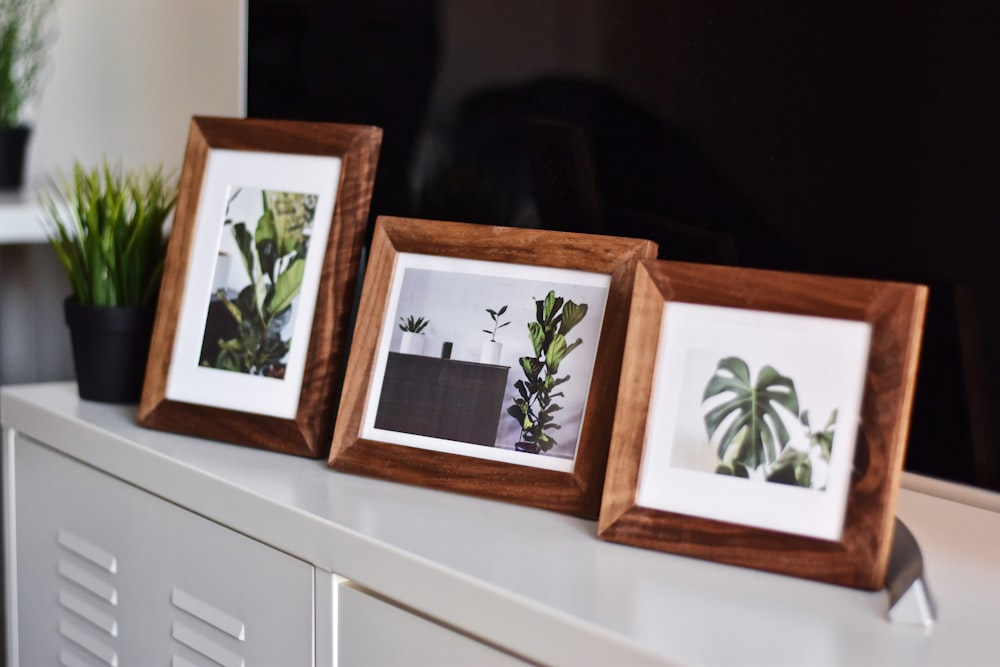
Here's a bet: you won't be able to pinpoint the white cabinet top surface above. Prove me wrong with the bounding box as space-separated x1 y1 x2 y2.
3 382 999 666
0 196 46 245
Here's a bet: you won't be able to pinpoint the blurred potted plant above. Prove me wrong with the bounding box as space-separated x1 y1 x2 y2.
398 314 428 355
40 160 177 402
0 0 56 190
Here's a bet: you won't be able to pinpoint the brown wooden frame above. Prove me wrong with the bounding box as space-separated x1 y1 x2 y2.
138 116 381 457
598 260 928 589
329 216 657 517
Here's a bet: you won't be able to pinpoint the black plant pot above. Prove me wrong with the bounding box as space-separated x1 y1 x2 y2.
0 126 31 191
64 299 156 403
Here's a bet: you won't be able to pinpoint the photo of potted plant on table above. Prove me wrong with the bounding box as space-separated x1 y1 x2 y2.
398 314 429 355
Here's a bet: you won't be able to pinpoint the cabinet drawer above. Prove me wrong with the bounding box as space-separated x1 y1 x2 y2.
337 583 526 666
9 434 314 666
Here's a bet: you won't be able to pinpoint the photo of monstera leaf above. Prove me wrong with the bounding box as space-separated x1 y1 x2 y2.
702 356 800 479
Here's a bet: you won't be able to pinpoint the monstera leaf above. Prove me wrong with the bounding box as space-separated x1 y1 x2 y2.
702 357 800 472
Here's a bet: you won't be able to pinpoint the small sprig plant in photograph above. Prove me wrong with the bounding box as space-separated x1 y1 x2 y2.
508 290 588 454
40 160 178 307
399 315 429 333
482 304 509 341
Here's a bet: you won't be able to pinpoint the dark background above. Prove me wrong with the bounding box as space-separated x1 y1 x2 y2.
247 0 1000 490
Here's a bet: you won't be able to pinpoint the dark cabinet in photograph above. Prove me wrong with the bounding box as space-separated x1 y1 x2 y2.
374 352 509 446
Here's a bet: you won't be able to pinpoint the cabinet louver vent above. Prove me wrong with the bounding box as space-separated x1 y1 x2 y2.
170 587 247 667
55 530 120 666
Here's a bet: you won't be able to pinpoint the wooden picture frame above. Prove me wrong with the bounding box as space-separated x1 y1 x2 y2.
138 116 382 457
598 260 928 589
329 216 657 517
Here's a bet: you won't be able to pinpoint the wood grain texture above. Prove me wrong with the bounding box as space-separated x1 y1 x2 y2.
329 216 658 517
598 260 928 589
137 116 382 457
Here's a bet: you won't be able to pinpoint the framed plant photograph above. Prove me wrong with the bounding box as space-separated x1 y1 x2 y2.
598 260 928 589
138 116 382 457
329 216 657 517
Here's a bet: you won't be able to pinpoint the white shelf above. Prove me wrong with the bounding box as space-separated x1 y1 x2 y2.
0 194 46 245
3 382 1000 665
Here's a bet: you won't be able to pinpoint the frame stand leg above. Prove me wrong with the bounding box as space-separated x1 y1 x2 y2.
885 518 936 625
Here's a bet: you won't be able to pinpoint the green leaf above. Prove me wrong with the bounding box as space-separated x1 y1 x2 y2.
254 207 278 280
545 334 568 371
702 356 752 401
767 448 813 487
267 258 305 317
232 222 255 283
507 401 527 423
514 379 529 402
541 291 557 322
702 357 800 475
264 190 316 257
215 346 241 371
559 300 588 335
545 335 583 375
519 357 544 381
528 321 545 357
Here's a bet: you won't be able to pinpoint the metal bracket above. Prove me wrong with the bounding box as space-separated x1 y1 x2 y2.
885 518 936 625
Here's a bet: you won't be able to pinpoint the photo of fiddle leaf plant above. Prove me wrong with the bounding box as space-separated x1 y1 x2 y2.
200 186 318 379
508 290 589 454
702 356 837 489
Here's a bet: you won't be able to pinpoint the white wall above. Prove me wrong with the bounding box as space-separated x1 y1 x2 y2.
26 0 246 186
0 0 245 386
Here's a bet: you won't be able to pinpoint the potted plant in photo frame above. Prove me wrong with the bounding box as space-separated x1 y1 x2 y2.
0 0 56 190
398 314 429 355
200 189 316 379
41 160 177 402
480 303 508 364
507 290 588 454
701 356 837 489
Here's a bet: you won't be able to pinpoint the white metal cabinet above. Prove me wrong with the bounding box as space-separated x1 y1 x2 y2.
335 582 526 666
7 434 314 666
5 383 1000 666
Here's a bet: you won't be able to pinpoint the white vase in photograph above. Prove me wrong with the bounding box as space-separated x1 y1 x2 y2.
480 340 502 365
400 331 424 355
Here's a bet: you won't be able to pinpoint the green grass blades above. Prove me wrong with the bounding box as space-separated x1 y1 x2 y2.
40 160 178 307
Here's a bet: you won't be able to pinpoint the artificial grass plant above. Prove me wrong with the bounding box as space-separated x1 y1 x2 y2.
40 160 178 307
